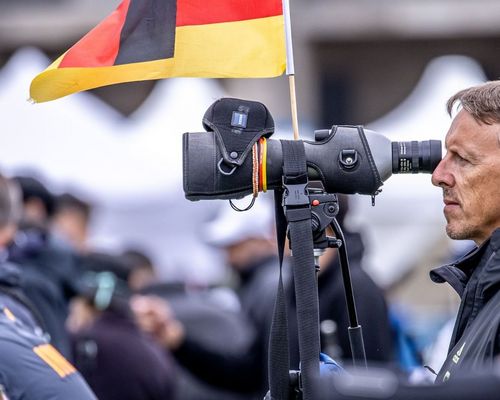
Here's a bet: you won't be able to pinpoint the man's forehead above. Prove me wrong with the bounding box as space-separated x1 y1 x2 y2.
445 110 500 147
445 111 471 146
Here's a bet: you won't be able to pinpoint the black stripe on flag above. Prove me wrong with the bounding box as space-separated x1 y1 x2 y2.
115 0 176 65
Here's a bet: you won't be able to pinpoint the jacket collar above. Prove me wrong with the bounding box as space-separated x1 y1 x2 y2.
477 228 500 300
430 228 500 299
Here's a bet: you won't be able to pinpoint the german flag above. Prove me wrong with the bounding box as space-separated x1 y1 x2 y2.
30 0 286 103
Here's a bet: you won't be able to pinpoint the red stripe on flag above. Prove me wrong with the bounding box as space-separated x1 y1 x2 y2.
176 0 282 27
60 0 131 68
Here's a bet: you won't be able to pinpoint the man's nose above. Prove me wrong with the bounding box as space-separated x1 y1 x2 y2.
431 158 453 188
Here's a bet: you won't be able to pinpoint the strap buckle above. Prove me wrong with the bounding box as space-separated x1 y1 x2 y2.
282 177 311 222
282 176 309 208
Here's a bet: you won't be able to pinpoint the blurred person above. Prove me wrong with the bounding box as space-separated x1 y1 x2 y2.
132 198 279 398
8 174 80 358
133 195 395 397
207 195 393 369
287 195 395 368
130 248 258 400
0 175 43 332
430 81 500 382
120 248 158 292
171 198 278 397
0 174 97 400
203 198 278 328
51 192 92 253
69 252 177 400
12 175 55 227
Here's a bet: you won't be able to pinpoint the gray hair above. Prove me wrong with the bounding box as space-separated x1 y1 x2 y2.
447 81 500 125
0 175 22 228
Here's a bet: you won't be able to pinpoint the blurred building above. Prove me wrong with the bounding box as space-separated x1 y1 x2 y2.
2 0 500 123
232 0 500 128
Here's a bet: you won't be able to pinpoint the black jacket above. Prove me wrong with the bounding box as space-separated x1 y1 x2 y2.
175 233 394 395
0 315 97 400
0 260 96 400
173 255 277 397
8 226 80 358
0 261 41 332
430 228 500 382
72 306 177 400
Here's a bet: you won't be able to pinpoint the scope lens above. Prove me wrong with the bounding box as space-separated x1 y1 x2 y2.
391 140 442 173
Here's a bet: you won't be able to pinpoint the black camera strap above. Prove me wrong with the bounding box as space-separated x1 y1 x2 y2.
268 140 320 400
268 189 291 400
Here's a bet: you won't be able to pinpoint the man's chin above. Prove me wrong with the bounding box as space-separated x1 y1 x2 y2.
446 224 474 241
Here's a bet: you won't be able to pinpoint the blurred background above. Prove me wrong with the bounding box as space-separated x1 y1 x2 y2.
1 0 500 382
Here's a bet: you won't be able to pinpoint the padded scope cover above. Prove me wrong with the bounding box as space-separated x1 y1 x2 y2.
202 98 275 167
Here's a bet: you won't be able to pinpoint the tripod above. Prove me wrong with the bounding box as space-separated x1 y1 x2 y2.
267 139 367 400
266 181 366 400
307 185 367 368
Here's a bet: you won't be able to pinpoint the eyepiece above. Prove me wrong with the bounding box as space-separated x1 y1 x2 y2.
392 140 441 174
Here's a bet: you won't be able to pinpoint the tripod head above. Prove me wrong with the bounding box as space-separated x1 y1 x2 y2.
304 183 343 260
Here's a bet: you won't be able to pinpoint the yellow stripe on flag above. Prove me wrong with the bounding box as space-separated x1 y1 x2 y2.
33 344 77 378
30 15 285 103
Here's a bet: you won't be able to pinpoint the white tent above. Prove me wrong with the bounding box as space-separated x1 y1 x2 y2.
350 55 486 287
0 47 227 283
0 47 224 202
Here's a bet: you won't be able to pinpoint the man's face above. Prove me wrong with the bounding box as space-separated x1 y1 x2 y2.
432 110 500 245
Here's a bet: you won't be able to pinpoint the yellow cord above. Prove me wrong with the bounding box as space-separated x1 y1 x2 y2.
261 137 267 192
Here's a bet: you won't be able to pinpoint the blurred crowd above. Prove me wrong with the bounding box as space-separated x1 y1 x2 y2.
0 170 455 400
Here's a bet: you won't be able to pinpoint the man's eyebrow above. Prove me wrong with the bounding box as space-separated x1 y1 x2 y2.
458 147 479 159
447 143 477 161
465 145 492 163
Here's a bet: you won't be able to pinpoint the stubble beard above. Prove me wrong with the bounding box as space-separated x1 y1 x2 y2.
445 218 478 242
446 224 470 240
442 188 475 241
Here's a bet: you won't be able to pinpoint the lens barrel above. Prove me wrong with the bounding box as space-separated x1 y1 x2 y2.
391 140 441 174
183 128 442 200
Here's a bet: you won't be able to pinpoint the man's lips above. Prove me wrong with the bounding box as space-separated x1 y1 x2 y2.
443 199 460 214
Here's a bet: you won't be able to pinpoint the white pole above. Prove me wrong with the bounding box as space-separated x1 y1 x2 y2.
282 0 300 140
283 0 295 76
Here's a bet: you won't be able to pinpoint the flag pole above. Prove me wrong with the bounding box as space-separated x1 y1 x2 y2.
283 0 300 140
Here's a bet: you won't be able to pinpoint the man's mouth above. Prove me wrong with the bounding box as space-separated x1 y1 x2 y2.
443 198 460 214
